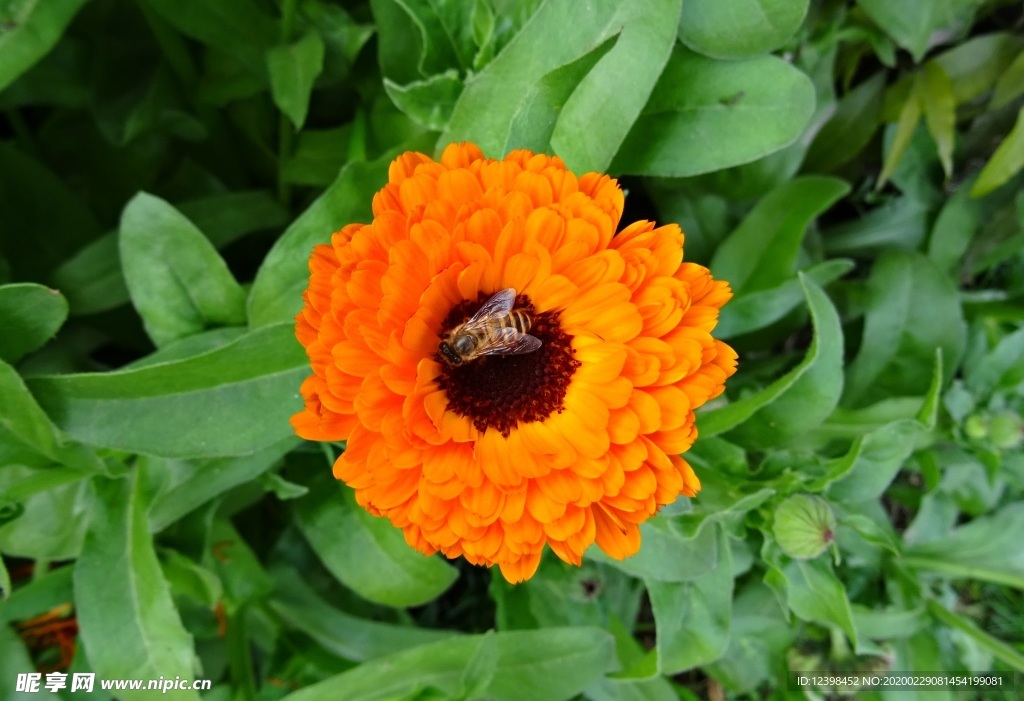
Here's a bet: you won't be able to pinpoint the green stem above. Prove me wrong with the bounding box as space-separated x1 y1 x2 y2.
926 599 1024 672
227 606 258 700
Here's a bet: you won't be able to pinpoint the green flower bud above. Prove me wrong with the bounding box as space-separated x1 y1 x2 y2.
989 412 1023 450
773 494 836 559
964 413 989 440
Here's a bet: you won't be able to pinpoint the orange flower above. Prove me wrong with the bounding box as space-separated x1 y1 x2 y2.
292 143 737 583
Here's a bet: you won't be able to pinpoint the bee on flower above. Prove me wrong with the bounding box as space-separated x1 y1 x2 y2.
291 142 737 583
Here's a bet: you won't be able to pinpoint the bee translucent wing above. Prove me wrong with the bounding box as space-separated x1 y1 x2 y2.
462 288 516 330
477 327 543 356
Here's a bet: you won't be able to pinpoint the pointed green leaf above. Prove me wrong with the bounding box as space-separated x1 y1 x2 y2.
0 0 89 92
971 106 1024 197
267 31 326 130
678 0 809 59
384 70 464 131
0 283 68 363
75 470 200 699
919 61 956 179
804 72 886 173
613 45 815 176
292 472 457 608
28 324 306 458
120 192 247 347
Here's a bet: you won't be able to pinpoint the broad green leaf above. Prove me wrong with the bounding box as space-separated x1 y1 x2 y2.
75 471 200 700
927 183 979 275
822 196 929 254
385 70 463 131
270 567 455 661
292 472 457 608
992 48 1024 109
678 0 808 59
919 61 956 179
593 515 719 583
0 359 64 466
613 45 815 176
0 624 37 701
160 548 223 607
504 35 618 154
248 147 420 327
279 628 617 701
710 177 849 296
142 0 278 73
0 143 100 281
371 0 475 81
702 276 843 449
852 605 925 643
765 545 857 647
0 283 67 363
28 323 306 458
440 0 628 156
925 599 1024 671
903 503 1024 589
267 31 326 130
857 0 978 61
148 438 297 531
283 126 352 186
804 72 885 173
647 526 733 673
971 106 1024 197
120 192 247 347
49 233 128 316
178 190 289 249
0 0 89 92
825 421 927 503
0 465 92 559
548 0 681 173
704 583 793 694
715 259 853 339
843 250 964 407
934 32 1023 104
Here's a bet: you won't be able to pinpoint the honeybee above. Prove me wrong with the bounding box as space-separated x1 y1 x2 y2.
438 288 542 366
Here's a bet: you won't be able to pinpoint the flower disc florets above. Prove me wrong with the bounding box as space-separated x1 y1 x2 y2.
292 143 737 582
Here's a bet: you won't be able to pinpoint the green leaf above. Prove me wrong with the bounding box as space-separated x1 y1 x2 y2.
857 0 977 62
269 567 455 662
927 183 980 275
0 283 67 364
177 190 289 249
903 503 1024 589
925 599 1024 671
0 564 72 624
248 148 410 327
142 0 278 73
963 325 1024 397
160 548 223 607
876 88 922 190
279 628 617 701
701 276 844 449
613 45 815 176
0 359 63 466
148 438 297 531
267 31 326 130
933 31 1023 104
824 421 925 503
919 61 956 179
647 526 733 673
0 555 8 601
0 0 89 92
440 0 638 159
843 250 964 407
504 34 619 154
971 106 1024 197
0 465 92 559
28 323 307 458
548 0 681 173
120 192 247 347
48 232 128 316
822 195 929 254
593 515 719 583
715 259 853 339
804 72 886 173
678 0 809 59
75 470 200 700
0 623 37 701
710 176 849 296
385 70 464 131
292 472 458 608
765 545 857 647
992 48 1024 109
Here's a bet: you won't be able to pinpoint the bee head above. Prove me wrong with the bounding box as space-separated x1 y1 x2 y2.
438 341 462 366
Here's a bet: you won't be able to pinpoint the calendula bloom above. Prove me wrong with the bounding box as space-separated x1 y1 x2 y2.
292 143 737 583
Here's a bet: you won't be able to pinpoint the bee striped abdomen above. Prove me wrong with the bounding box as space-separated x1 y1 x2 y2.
504 309 532 334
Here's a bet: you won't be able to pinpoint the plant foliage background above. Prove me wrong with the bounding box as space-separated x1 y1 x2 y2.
2 0 1024 699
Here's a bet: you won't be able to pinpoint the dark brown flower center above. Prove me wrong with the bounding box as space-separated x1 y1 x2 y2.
435 292 579 437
